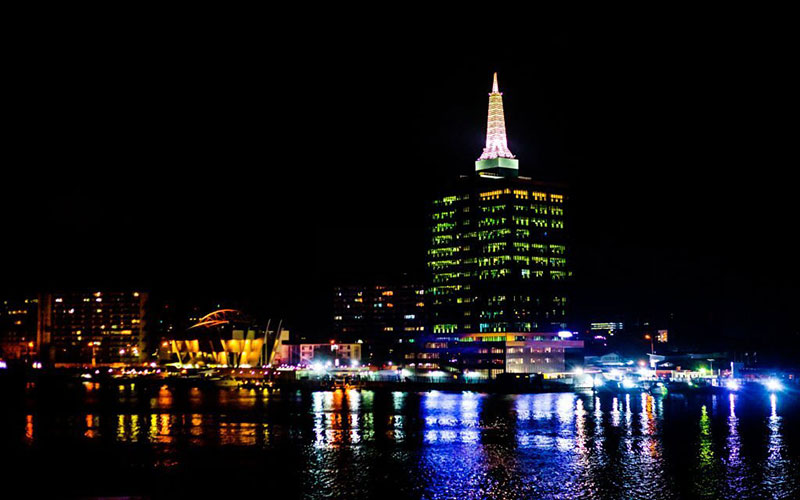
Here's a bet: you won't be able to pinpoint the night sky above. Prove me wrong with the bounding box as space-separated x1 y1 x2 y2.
3 18 798 354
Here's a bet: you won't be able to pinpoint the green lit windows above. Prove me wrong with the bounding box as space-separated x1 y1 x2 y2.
550 270 568 280
520 269 544 279
513 255 530 265
478 217 507 227
434 195 459 206
550 244 565 255
514 242 529 252
480 310 504 318
433 222 456 233
479 268 510 279
550 207 564 216
478 229 511 241
531 204 548 215
427 259 461 270
549 258 566 268
432 235 453 245
430 285 462 296
532 218 548 228
433 324 457 334
482 242 507 254
478 324 509 335
478 255 510 267
428 247 459 258
515 229 530 239
480 204 506 213
551 219 564 229
432 210 456 220
487 295 506 305
513 216 530 226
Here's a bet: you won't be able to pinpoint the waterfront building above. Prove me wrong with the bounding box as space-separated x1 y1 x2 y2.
333 281 425 364
427 73 571 337
405 331 583 377
0 296 39 360
166 308 287 367
418 73 581 377
40 291 147 365
333 283 425 341
272 341 362 368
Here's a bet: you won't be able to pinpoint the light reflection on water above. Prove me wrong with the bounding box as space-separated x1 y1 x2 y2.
10 385 800 499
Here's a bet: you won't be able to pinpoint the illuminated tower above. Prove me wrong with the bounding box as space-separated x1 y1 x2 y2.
426 73 571 338
475 72 519 178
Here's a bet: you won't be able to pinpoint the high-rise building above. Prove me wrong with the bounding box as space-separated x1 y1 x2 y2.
411 73 580 378
333 282 425 364
40 291 148 365
427 73 571 336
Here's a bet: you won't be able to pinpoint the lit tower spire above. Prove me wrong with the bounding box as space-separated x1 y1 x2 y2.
475 72 519 177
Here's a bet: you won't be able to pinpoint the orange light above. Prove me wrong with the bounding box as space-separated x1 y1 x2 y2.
28 341 35 348
644 334 651 340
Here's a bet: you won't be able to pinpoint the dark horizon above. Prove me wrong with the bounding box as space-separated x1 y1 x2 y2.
3 20 798 355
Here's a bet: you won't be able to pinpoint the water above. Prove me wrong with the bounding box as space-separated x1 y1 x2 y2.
2 381 799 499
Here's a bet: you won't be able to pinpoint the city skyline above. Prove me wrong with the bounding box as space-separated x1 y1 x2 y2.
4 15 800 499
3 26 798 359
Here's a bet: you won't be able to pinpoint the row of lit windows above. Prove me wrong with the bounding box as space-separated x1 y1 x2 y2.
432 222 456 233
428 246 460 258
481 204 506 213
433 195 461 206
432 210 456 220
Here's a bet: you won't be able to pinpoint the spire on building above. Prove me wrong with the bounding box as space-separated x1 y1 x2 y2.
475 72 519 178
478 72 515 161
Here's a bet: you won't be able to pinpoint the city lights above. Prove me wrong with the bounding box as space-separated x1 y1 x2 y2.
765 379 783 392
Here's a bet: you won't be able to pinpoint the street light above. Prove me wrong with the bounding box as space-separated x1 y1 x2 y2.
644 334 654 354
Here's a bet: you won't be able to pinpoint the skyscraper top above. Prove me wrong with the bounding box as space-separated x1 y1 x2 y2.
478 72 515 162
475 73 519 178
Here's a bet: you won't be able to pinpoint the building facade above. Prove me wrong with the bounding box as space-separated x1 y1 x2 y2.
405 331 583 378
273 342 362 368
427 73 571 337
0 296 39 360
333 282 425 364
40 291 148 365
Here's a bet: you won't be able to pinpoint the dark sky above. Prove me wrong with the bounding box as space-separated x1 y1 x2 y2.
3 15 798 351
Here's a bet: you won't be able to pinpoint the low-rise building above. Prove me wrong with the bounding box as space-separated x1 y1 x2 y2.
273 342 362 368
404 331 583 378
